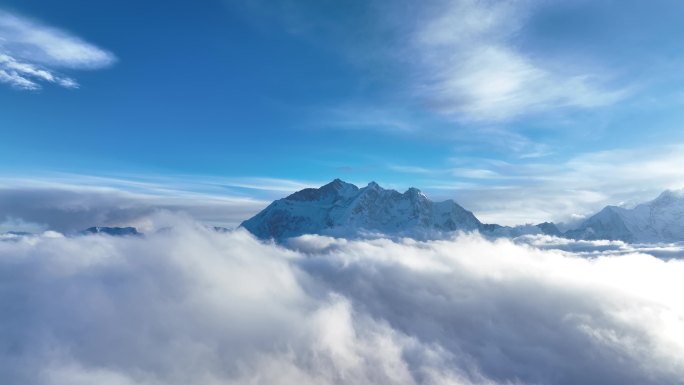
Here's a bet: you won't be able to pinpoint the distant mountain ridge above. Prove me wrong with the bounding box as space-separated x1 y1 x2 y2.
566 190 684 242
240 179 558 240
82 226 141 236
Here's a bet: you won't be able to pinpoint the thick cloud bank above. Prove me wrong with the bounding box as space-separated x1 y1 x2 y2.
1 214 683 385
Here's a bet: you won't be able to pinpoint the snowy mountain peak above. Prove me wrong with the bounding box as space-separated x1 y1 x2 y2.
241 179 482 239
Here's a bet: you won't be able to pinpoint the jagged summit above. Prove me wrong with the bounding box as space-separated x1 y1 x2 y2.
241 179 482 239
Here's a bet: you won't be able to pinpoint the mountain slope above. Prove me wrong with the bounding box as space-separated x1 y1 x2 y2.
241 179 483 239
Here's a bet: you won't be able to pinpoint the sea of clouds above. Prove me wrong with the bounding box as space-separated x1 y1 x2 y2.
1 211 683 385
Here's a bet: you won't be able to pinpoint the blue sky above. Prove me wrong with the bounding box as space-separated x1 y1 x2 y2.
3 0 684 225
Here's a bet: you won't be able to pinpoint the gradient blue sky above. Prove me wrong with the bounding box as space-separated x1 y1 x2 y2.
3 0 684 225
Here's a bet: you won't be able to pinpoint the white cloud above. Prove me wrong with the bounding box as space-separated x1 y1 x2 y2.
0 9 115 90
389 165 436 175
402 0 628 121
0 214 682 384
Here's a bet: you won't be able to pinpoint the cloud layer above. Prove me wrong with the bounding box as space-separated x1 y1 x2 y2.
1 213 682 384
0 9 115 90
0 182 267 233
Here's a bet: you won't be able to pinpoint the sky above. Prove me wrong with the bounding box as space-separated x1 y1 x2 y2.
3 0 684 225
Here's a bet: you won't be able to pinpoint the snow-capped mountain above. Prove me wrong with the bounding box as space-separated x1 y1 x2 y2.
241 179 483 239
241 179 559 240
566 189 684 242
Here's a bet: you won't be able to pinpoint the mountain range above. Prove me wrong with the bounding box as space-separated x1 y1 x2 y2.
4 180 682 244
241 179 558 240
241 179 684 243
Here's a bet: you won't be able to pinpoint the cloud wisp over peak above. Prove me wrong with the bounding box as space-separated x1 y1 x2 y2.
0 9 115 90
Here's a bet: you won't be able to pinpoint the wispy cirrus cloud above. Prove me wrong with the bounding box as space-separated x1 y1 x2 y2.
239 0 631 126
400 0 629 122
0 9 115 90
